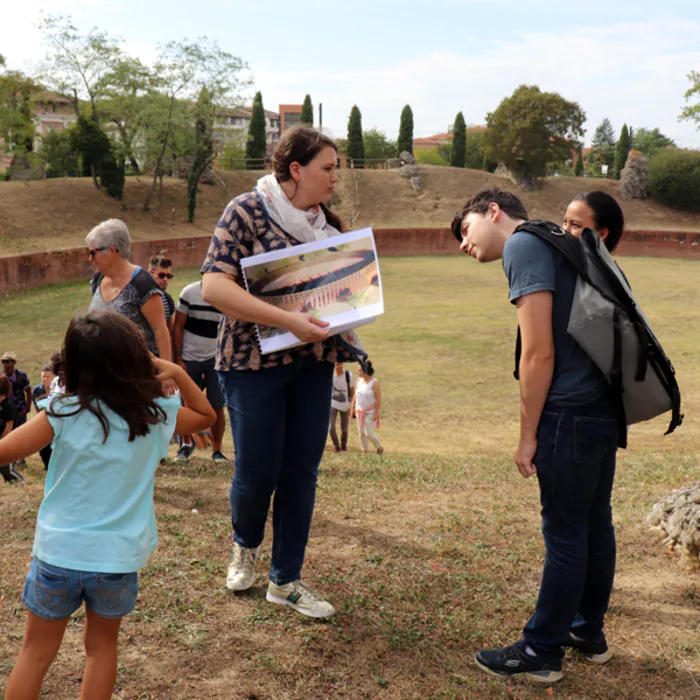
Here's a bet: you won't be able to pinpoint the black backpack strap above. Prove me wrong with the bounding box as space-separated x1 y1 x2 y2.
345 370 350 395
514 327 522 380
513 220 589 278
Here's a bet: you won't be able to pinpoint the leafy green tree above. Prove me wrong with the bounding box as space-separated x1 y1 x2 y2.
484 84 585 188
450 112 466 167
680 70 700 128
463 129 496 171
631 127 676 158
613 124 631 180
363 128 396 161
70 115 124 197
246 91 267 169
143 37 249 210
0 72 36 154
574 143 584 176
300 94 313 125
187 87 214 221
648 149 700 211
98 57 152 172
397 104 413 155
590 118 616 171
36 15 123 124
346 104 364 167
42 129 80 177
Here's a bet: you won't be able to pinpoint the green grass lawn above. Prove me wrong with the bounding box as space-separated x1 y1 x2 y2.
1 256 699 698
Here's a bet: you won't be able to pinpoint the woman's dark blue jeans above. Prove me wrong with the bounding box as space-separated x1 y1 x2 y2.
218 357 333 586
522 397 619 661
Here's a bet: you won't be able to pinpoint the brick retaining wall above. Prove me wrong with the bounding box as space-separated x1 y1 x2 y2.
1 228 698 294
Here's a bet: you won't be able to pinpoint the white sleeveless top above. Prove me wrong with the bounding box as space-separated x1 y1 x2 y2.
355 377 377 411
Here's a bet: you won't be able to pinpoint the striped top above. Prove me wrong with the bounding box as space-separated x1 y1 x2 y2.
176 281 223 362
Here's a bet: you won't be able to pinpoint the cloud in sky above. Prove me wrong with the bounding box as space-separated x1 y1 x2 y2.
3 5 700 148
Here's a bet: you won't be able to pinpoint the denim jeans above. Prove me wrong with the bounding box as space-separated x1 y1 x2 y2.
522 397 618 661
219 357 333 585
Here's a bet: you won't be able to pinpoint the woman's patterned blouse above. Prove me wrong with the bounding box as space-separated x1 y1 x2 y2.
200 191 359 372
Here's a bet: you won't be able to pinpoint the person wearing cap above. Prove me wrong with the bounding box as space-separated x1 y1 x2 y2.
1 351 32 435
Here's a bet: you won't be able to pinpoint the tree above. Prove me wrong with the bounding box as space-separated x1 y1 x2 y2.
631 127 676 158
70 115 124 197
98 57 153 172
574 143 584 176
450 112 466 168
590 118 616 171
246 91 267 169
363 128 396 162
397 104 413 155
346 104 364 167
483 84 585 189
613 124 630 180
0 68 37 154
679 70 700 128
187 87 214 222
36 15 123 124
143 37 248 211
463 129 497 172
41 129 80 177
300 94 313 125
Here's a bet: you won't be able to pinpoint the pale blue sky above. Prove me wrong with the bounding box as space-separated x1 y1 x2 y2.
4 0 700 146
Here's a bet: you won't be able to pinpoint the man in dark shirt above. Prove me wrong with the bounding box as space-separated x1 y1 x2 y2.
452 189 618 684
0 373 22 482
148 256 175 331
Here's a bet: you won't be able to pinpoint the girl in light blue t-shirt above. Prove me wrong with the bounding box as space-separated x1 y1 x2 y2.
0 310 216 700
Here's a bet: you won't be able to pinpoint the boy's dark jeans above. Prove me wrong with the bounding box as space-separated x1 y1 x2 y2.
523 397 618 661
219 357 333 586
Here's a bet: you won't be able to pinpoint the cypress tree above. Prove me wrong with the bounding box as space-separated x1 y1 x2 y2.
613 124 631 180
397 105 414 155
300 94 313 125
245 91 267 169
450 112 466 167
574 143 584 176
346 104 364 168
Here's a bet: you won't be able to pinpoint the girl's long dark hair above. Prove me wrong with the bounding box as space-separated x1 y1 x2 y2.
272 125 345 232
48 311 166 442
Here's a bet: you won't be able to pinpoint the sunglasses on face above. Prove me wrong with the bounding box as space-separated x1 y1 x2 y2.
157 273 174 280
1 359 13 363
88 247 109 258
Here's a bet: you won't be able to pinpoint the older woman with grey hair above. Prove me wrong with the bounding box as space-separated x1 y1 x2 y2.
86 219 171 360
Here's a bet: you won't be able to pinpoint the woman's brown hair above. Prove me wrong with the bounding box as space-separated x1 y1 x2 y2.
48 311 166 442
272 125 345 232
0 375 10 397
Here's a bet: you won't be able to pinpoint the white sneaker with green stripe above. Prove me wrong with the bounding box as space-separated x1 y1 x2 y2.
266 580 335 618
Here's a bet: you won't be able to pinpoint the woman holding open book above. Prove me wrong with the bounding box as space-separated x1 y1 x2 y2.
201 125 361 618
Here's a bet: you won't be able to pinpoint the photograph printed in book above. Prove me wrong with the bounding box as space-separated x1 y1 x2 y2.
241 228 384 354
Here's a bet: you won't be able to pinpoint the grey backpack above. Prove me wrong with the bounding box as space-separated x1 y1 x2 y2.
514 221 683 448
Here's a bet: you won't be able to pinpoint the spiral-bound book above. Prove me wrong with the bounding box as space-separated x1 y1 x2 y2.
240 227 384 354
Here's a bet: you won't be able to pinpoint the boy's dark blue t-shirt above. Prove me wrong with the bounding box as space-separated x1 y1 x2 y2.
503 231 609 407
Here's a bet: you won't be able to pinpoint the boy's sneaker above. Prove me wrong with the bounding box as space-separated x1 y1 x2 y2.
475 643 564 683
565 631 614 664
0 464 24 483
211 450 229 463
266 580 335 619
175 444 195 461
225 543 259 591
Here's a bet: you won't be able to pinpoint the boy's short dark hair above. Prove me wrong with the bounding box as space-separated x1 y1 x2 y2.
451 188 529 241
149 255 172 269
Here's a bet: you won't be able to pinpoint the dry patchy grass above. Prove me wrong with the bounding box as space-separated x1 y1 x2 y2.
1 256 699 699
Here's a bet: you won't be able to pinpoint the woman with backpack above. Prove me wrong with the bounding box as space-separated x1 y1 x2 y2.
201 125 362 618
1 310 215 700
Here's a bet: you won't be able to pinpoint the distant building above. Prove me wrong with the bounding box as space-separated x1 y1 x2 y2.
32 90 78 149
214 106 281 148
279 104 304 132
413 125 487 151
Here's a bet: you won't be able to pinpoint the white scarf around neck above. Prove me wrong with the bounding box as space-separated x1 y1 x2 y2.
256 173 340 244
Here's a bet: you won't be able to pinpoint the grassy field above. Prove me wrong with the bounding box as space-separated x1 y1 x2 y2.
1 256 699 699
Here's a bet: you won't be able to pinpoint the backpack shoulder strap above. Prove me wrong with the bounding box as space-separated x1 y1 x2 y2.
345 370 350 394
514 220 589 279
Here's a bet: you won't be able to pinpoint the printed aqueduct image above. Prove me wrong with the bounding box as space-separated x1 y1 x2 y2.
245 237 380 341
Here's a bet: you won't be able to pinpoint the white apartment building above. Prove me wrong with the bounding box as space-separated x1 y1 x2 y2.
214 107 281 147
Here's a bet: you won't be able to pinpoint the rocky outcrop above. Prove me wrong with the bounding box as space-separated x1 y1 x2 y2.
621 149 648 200
649 482 700 567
